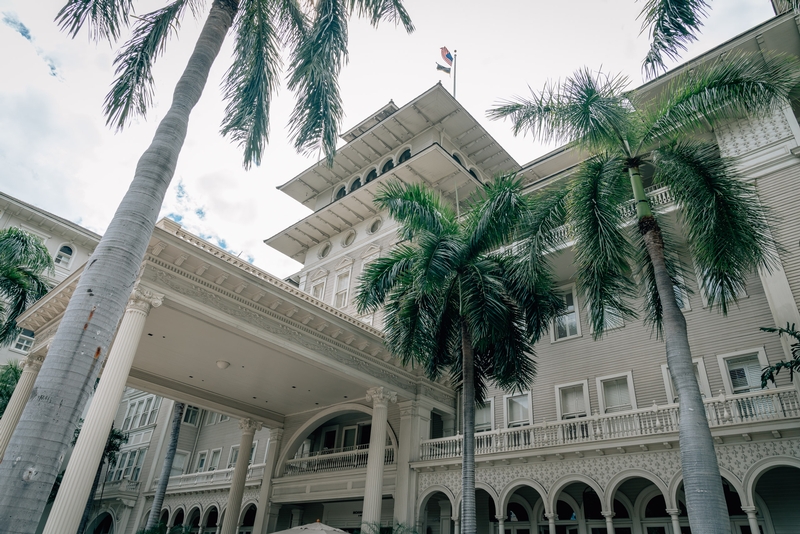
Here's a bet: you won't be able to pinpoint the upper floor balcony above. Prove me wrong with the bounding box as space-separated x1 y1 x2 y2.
284 444 395 476
418 386 800 461
150 463 267 493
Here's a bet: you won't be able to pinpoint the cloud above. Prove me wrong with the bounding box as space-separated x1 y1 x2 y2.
2 12 60 78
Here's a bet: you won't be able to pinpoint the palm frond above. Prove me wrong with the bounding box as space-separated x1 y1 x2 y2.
567 155 638 339
643 52 800 145
56 0 134 43
461 258 514 345
349 0 414 32
286 0 348 164
103 0 200 130
0 227 54 275
652 141 776 314
372 180 458 240
639 0 709 79
275 0 307 45
220 0 281 168
355 244 417 313
463 173 526 257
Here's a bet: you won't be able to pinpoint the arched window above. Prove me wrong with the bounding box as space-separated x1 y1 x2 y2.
452 154 462 166
365 169 378 183
398 149 411 164
334 186 346 200
469 169 479 180
55 245 73 267
382 160 394 174
350 178 362 192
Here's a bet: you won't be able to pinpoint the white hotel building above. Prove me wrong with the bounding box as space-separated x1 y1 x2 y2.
2 10 800 534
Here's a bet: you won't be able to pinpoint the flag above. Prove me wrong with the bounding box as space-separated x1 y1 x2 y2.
440 46 453 66
436 62 451 74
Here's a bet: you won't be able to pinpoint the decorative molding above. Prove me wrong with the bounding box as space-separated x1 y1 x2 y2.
239 418 263 434
127 286 164 314
716 106 795 159
366 387 397 408
335 256 354 270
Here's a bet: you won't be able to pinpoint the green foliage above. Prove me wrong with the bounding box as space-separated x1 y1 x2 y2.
0 227 54 345
759 323 800 387
0 360 22 417
72 420 129 466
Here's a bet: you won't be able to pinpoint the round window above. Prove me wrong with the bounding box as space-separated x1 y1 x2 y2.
319 242 331 258
343 231 356 247
368 218 382 234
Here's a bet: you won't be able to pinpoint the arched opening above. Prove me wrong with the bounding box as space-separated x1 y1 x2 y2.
172 508 185 527
239 504 258 534
160 509 169 526
187 507 202 533
398 149 411 164
55 244 74 267
335 186 347 201
365 169 378 184
604 475 664 534
501 483 543 534
475 488 496 534
452 154 462 166
90 512 114 534
422 491 454 534
469 169 479 180
382 160 394 174
753 465 800 533
350 178 362 192
203 506 219 534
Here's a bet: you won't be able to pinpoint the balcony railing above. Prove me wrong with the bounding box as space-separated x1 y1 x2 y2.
284 445 395 476
96 479 140 497
420 387 800 461
151 463 266 490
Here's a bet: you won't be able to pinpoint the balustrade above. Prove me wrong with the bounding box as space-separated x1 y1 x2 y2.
284 445 395 476
151 463 266 490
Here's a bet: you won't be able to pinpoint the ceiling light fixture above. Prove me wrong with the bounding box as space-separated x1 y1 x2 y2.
216 360 230 369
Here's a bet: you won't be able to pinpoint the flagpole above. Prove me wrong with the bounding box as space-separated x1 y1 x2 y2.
453 50 458 99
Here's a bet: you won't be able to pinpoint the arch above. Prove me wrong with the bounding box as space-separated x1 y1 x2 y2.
277 403 398 474
186 506 202 529
87 511 115 534
381 159 395 174
397 147 412 164
547 474 604 513
603 469 669 510
667 466 744 509
240 503 258 527
171 506 186 527
499 478 548 512
159 508 170 526
54 243 74 267
417 485 457 521
468 168 480 181
454 481 499 519
202 505 220 528
633 485 665 520
451 153 464 167
350 177 363 193
334 185 347 201
364 169 378 184
743 455 800 508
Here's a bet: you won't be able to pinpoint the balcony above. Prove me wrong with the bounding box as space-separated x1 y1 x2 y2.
95 479 140 500
151 463 266 491
284 444 395 476
419 387 800 460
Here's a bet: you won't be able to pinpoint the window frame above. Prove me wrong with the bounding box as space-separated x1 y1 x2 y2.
54 243 75 269
334 267 352 309
551 284 582 342
195 450 209 472
228 445 240 469
661 357 712 403
474 398 495 433
182 405 200 426
716 347 770 395
555 380 591 420
208 448 222 471
586 303 625 334
170 450 190 477
309 278 326 301
219 414 230 423
205 411 218 426
596 372 637 414
503 391 533 428
11 329 35 354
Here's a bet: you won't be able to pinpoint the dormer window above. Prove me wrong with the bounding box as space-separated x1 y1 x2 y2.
365 170 378 184
381 160 394 174
398 149 411 164
335 186 346 201
350 178 362 192
55 245 73 267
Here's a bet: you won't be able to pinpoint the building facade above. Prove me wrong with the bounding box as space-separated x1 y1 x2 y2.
4 10 800 534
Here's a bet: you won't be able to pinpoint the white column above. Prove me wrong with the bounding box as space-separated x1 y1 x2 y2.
266 504 281 533
496 515 505 534
0 344 47 460
601 511 615 534
545 512 557 534
362 387 397 532
43 286 162 534
393 400 432 525
221 418 262 534
253 429 284 534
666 509 681 534
741 506 760 534
453 518 460 534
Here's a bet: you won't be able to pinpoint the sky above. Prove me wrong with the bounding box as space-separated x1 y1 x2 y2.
0 0 776 278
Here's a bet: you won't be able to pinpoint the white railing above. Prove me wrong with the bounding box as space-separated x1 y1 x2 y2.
619 185 674 219
284 446 395 476
95 479 139 497
420 387 799 460
152 463 266 490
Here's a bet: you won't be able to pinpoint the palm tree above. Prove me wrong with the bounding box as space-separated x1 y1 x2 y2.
355 177 561 534
0 1 413 528
0 227 53 345
639 0 800 77
488 55 800 533
76 424 129 534
0 360 23 418
144 402 185 531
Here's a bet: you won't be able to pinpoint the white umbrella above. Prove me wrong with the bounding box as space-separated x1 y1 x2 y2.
272 520 350 534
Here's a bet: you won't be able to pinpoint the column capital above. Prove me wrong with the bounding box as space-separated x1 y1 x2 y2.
495 515 505 521
544 513 557 520
22 351 46 372
601 511 615 519
366 387 397 408
740 506 758 515
664 508 681 517
128 286 164 313
239 418 262 434
269 428 284 443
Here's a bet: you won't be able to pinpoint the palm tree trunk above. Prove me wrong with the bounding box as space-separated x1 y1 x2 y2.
639 215 729 534
0 3 238 531
460 321 476 534
145 402 185 531
76 459 104 534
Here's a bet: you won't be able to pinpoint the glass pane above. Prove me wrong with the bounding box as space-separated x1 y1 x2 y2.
508 395 529 424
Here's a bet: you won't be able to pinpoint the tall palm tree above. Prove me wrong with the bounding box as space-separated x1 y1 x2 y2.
355 177 561 534
0 227 53 345
488 55 800 533
0 2 413 530
145 402 185 531
639 0 800 77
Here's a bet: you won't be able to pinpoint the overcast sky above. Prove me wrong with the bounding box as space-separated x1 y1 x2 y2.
0 0 775 277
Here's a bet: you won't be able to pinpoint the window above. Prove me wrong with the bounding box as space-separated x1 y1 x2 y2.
196 451 208 472
310 279 325 300
381 160 394 174
122 396 159 431
131 448 147 481
350 178 362 192
367 218 382 234
228 446 240 469
208 449 222 470
54 245 74 267
170 451 188 477
249 441 258 464
557 382 589 420
318 242 331 259
12 329 35 353
365 169 378 183
205 412 218 426
505 393 531 427
219 414 230 422
475 399 494 432
358 314 374 326
106 448 148 481
661 358 712 402
398 149 411 164
335 186 346 200
596 373 636 413
182 405 200 426
452 154 462 166
334 270 351 309
469 169 479 180
552 287 580 341
342 231 356 247
717 348 769 395
587 303 624 333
